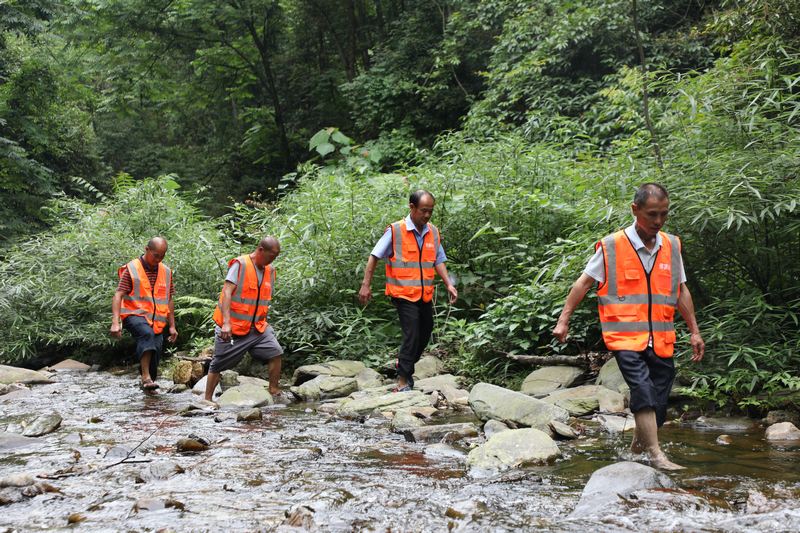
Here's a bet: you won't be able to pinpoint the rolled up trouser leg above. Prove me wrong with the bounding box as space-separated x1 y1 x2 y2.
614 347 676 427
123 316 164 380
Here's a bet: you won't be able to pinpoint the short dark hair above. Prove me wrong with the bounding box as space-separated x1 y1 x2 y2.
633 183 669 206
410 190 435 206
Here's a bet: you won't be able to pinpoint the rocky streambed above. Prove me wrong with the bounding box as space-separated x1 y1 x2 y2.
1 358 799 531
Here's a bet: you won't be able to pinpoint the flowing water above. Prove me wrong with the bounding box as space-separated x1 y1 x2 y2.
1 370 799 531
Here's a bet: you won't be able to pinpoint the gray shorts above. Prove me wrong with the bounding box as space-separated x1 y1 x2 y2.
209 326 283 374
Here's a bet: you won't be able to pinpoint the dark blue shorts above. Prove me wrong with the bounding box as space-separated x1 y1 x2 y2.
614 347 676 427
123 316 164 378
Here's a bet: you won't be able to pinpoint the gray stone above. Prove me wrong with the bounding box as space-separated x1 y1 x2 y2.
439 385 470 408
423 443 467 461
390 411 425 432
167 384 189 394
483 419 511 439
403 423 478 443
237 376 271 388
468 382 569 432
765 422 800 441
597 387 626 413
0 432 39 451
290 375 359 401
216 384 273 408
192 375 221 397
49 359 90 372
693 416 756 431
596 358 629 395
521 366 584 396
220 370 240 390
549 420 578 439
542 385 602 416
336 390 434 417
136 461 185 483
414 374 462 392
571 461 675 517
22 412 62 437
355 368 384 390
596 414 636 433
413 356 445 380
763 409 800 427
466 428 560 473
0 365 53 385
236 408 263 422
292 360 366 385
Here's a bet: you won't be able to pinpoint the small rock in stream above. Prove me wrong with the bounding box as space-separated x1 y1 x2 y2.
22 412 62 437
237 408 262 422
176 437 209 453
136 461 185 483
67 513 87 524
133 497 186 513
716 434 733 445
549 420 578 440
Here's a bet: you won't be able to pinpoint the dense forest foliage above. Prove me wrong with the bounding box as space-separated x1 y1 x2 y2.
1 0 798 411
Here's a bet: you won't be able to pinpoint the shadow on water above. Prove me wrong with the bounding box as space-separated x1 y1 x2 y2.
1 371 799 531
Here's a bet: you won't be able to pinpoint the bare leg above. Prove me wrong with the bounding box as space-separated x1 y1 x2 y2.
140 350 153 383
268 357 282 395
634 408 685 470
204 371 221 401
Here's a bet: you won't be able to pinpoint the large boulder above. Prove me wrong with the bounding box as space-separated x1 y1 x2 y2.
0 365 53 385
596 358 629 395
335 390 434 417
571 461 675 517
216 384 273 408
765 422 800 441
49 359 90 372
483 420 511 439
414 374 462 392
520 366 584 396
542 385 602 416
290 375 359 401
292 360 366 385
0 432 40 451
466 428 559 473
172 361 193 385
468 383 569 431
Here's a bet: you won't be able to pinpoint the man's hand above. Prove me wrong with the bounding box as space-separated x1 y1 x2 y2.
110 321 122 339
690 331 705 362
219 323 232 342
446 284 458 305
168 327 179 344
552 322 569 343
358 284 372 306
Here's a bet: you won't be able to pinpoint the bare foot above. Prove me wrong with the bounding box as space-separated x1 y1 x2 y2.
198 399 219 409
630 437 645 454
648 449 685 470
269 388 281 396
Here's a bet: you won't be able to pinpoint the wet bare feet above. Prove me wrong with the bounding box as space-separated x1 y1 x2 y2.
648 449 685 470
630 437 645 454
269 388 281 396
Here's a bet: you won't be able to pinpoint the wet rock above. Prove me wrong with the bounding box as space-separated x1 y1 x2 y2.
22 412 62 437
542 385 602 416
487 470 543 484
693 416 756 432
570 461 675 517
0 384 8 396
176 437 209 453
0 473 35 487
764 410 800 427
216 384 273 408
136 461 185 483
192 375 221 397
133 497 186 512
290 375 359 401
466 428 560 473
403 423 478 443
483 419 511 439
283 504 315 528
424 443 467 461
237 408 262 422
335 390 434 417
597 387 626 413
104 445 131 459
596 358 630 395
167 384 188 394
521 366 584 396
191 361 206 383
439 385 470 409
596 414 636 433
390 411 425 432
355 368 384 390
237 375 271 388
746 489 782 514
468 382 569 432
549 420 578 440
413 356 446 380
414 374 462 392
292 360 366 385
0 365 53 385
0 432 39 451
220 370 240 390
716 434 733 445
49 359 91 372
765 422 800 441
172 360 193 385
67 513 86 524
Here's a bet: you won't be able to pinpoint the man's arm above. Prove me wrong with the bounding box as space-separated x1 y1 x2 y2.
358 255 379 306
110 290 125 338
218 281 237 341
434 262 458 304
677 282 705 362
552 273 596 343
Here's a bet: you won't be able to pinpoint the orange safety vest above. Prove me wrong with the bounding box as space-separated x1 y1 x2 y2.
213 255 274 336
118 258 171 334
385 220 440 303
597 230 682 357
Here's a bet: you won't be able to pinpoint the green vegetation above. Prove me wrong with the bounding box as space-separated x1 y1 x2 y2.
1 0 798 412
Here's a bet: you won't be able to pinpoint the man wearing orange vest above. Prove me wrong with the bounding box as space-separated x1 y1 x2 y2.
111 237 178 391
203 237 283 403
359 190 458 392
552 183 705 470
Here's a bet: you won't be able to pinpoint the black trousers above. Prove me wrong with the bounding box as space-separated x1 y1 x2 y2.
393 297 434 386
123 316 164 380
614 347 676 427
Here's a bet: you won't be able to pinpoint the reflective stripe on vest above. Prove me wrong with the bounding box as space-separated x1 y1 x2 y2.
597 230 681 357
384 220 439 302
118 259 171 334
213 255 273 335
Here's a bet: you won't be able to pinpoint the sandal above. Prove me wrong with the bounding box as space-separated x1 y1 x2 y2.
141 379 160 391
392 385 412 393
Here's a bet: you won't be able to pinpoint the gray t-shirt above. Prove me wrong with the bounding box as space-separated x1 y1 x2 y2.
584 223 687 284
